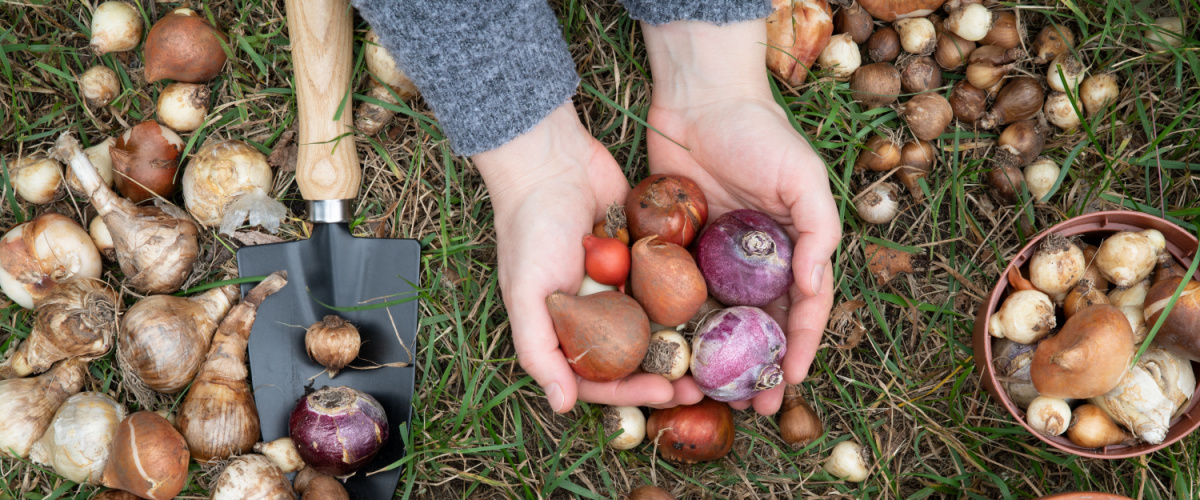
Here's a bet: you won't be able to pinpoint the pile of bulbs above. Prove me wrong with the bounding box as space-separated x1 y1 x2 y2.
13 1 423 238
766 0 1183 226
990 228 1200 449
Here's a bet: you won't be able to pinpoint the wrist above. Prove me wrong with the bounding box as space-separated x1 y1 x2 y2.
642 20 772 108
472 103 593 203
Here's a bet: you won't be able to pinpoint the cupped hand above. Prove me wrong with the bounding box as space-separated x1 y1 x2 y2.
474 103 704 413
642 20 842 416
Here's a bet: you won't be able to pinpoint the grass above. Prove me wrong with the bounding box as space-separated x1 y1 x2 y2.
1 0 1200 498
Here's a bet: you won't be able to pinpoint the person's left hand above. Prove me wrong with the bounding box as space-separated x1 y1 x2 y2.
640 19 842 416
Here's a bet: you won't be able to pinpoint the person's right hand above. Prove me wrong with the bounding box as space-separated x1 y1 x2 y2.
474 103 703 413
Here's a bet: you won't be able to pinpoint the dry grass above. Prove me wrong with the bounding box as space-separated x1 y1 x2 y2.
1 0 1199 499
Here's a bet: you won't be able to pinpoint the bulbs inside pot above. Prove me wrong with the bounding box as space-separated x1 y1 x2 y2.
1029 233 1085 303
989 289 1055 344
1030 304 1134 399
1090 347 1195 445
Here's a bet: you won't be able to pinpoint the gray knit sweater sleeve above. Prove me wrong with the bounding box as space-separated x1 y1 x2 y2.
352 0 771 156
620 0 772 26
352 0 578 156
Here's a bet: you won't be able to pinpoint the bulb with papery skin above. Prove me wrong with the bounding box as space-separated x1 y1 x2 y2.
691 306 787 402
695 209 793 307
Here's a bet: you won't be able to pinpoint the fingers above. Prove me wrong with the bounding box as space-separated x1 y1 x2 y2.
787 185 842 298
510 287 583 414
782 265 834 385
751 384 785 416
573 373 676 408
646 375 706 409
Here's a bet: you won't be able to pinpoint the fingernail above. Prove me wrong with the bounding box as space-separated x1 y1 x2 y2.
546 383 565 412
809 264 824 296
650 398 673 405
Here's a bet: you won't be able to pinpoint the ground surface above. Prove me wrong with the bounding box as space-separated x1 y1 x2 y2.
2 0 1199 499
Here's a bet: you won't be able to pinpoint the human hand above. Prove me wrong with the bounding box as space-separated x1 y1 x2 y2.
640 20 841 416
474 103 704 413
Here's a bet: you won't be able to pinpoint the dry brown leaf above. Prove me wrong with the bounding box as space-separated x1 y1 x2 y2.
231 230 285 247
267 129 298 172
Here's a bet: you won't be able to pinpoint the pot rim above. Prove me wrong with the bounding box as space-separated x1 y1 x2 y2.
975 210 1200 459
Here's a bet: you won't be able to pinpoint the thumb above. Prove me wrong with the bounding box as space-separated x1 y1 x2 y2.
510 289 581 413
786 177 842 297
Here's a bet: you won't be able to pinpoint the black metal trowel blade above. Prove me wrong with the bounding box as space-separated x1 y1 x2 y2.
237 222 420 499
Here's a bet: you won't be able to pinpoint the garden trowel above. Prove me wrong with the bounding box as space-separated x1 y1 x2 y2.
237 1 420 498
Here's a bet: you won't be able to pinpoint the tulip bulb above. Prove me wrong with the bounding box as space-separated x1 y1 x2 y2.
30 392 126 484
894 18 937 55
52 132 201 294
90 2 142 54
979 11 1021 49
766 0 836 86
899 93 953 141
156 83 209 132
995 119 1046 168
1026 396 1071 436
143 8 228 83
1091 347 1195 444
867 26 901 62
989 289 1055 344
0 278 118 379
949 80 987 122
1080 73 1120 117
0 359 88 459
1029 234 1085 303
642 330 690 381
945 4 993 41
1045 92 1082 131
9 156 63 205
980 77 1044 129
1033 25 1074 64
824 440 870 482
850 63 902 109
900 56 941 94
934 31 976 70
1024 157 1060 202
1095 229 1165 287
855 182 900 225
79 65 121 107
0 212 102 309
364 29 419 99
603 406 646 450
100 412 190 500
855 134 902 171
817 33 861 80
1068 404 1131 448
577 274 617 296
779 385 823 445
1146 17 1184 54
1031 305 1133 399
1047 54 1085 92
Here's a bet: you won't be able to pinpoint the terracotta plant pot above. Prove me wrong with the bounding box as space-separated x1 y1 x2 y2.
973 211 1200 459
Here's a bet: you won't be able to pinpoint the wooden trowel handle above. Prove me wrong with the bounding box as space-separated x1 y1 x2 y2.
286 0 360 201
